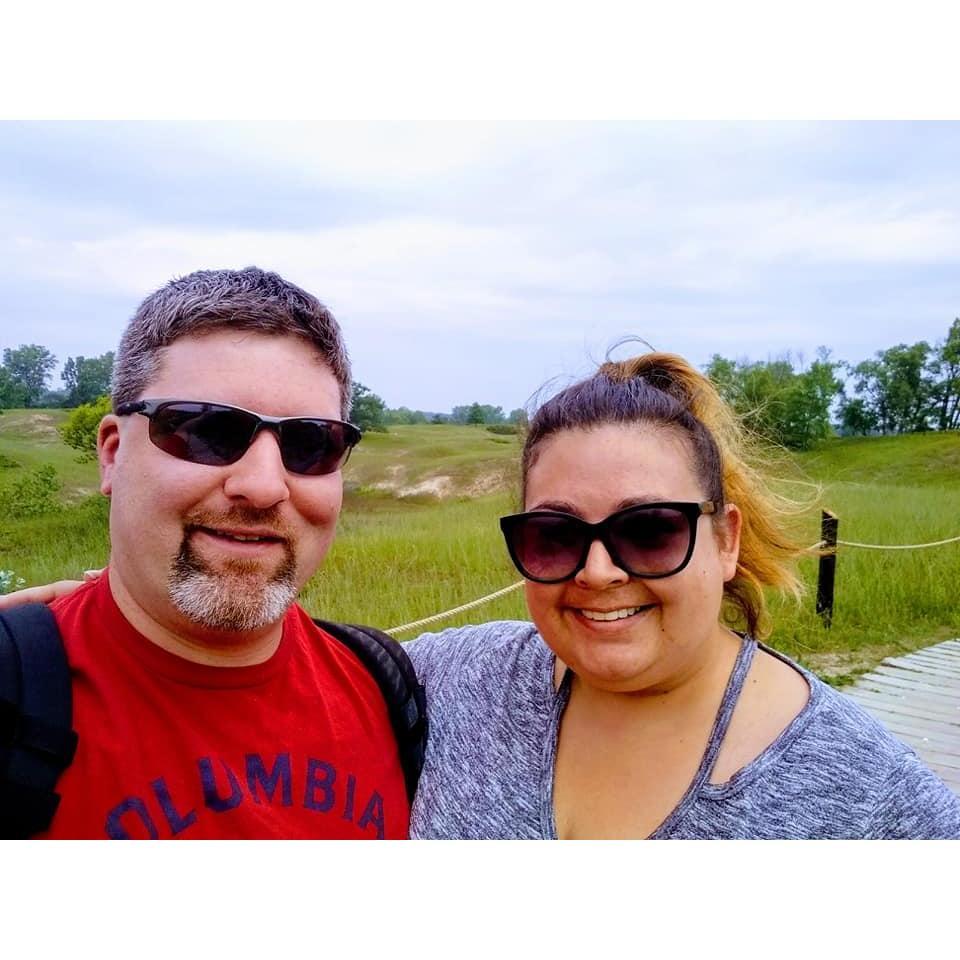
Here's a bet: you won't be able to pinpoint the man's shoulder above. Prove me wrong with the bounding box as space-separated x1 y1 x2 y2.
50 576 107 618
49 576 117 653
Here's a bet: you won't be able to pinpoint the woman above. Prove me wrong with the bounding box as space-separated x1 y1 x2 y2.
7 353 960 838
402 353 960 838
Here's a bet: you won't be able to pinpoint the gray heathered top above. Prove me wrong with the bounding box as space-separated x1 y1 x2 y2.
404 621 960 839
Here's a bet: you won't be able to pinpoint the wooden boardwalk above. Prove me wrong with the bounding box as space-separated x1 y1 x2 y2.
844 637 960 795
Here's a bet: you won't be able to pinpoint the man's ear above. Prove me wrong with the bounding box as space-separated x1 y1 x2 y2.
97 415 121 496
719 502 742 583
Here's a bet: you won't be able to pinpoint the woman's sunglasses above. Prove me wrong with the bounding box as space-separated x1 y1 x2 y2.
116 399 362 477
499 501 718 583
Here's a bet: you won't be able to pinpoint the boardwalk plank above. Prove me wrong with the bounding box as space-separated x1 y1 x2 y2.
842 710 960 752
855 673 960 706
846 638 960 797
877 673 960 692
889 652 960 675
860 665 960 691
927 768 960 792
879 657 960 681
847 688 960 724
850 681 960 712
876 652 960 672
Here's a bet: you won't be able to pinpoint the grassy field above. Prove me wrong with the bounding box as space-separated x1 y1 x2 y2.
1 409 958 683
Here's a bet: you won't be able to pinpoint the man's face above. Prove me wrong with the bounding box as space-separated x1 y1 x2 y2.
98 330 345 642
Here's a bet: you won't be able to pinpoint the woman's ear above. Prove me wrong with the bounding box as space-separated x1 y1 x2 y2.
97 415 121 496
718 502 742 583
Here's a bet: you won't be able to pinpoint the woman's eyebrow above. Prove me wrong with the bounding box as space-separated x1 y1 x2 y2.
526 500 580 515
614 495 673 511
526 495 675 516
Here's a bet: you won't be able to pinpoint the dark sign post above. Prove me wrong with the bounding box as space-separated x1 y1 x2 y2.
816 510 839 628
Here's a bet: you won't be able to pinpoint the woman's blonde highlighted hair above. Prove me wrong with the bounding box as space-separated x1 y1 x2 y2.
521 352 810 638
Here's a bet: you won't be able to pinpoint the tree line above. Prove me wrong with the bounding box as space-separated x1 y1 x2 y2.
0 346 114 409
350 382 527 432
705 317 959 449
3 316 959 452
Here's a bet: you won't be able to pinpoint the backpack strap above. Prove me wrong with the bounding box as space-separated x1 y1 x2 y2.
0 603 79 839
314 619 427 805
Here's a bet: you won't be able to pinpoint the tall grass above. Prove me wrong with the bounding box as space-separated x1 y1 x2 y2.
1 412 958 681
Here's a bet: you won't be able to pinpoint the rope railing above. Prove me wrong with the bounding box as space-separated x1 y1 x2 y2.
385 581 524 636
386 528 960 637
835 534 960 551
808 534 960 552
385 527 960 638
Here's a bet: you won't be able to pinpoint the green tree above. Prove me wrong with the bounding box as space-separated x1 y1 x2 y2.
837 396 878 436
454 402 506 425
62 351 114 407
350 382 388 433
59 395 112 460
780 351 842 449
850 342 934 434
706 350 841 450
0 464 62 518
928 318 960 432
0 366 28 410
2 344 57 408
384 406 428 425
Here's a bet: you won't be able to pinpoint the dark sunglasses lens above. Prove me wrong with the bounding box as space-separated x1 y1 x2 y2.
508 514 587 581
149 403 255 465
279 420 354 476
609 507 691 575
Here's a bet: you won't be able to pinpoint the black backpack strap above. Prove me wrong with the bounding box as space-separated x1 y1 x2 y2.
0 603 79 838
314 619 427 804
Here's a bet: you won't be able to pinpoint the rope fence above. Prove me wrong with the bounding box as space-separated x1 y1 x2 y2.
386 581 524 636
386 519 960 637
835 534 960 551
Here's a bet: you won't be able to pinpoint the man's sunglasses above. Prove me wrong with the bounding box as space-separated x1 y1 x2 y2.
116 399 362 477
499 500 718 583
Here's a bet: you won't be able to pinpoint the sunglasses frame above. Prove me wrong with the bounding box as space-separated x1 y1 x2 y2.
499 500 718 584
116 398 362 476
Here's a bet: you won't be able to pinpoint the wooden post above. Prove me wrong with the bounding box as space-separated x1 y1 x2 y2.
816 510 838 628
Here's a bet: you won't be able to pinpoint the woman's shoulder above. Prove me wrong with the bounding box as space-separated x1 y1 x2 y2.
719 645 960 837
754 646 918 768
403 620 544 685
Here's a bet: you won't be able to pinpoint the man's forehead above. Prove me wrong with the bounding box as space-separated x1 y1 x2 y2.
152 330 331 373
142 330 340 412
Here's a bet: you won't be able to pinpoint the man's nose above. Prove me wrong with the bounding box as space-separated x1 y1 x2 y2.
573 538 631 589
221 430 291 507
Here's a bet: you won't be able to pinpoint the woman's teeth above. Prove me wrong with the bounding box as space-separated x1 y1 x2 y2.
579 606 646 622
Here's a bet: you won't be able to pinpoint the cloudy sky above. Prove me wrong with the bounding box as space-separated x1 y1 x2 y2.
3 117 958 413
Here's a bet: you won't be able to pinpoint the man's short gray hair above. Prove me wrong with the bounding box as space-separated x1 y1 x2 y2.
111 267 353 417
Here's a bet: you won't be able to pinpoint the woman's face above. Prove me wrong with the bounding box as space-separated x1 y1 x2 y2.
521 423 741 694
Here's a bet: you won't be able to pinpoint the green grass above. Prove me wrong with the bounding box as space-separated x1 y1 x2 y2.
0 408 101 502
345 425 521 499
2 411 958 684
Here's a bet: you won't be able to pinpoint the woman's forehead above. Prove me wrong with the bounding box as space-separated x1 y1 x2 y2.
524 423 702 506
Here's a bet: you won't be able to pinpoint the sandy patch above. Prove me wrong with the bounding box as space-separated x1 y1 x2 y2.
24 414 59 438
398 476 454 499
464 470 511 498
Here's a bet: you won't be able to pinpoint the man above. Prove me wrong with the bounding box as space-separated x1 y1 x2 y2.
6 267 408 839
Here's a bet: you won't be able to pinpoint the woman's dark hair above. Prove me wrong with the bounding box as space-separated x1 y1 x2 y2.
521 352 807 638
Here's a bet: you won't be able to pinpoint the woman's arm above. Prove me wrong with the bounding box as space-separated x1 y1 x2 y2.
0 570 102 610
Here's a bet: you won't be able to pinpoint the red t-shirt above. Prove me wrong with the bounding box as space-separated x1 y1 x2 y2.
39 575 409 839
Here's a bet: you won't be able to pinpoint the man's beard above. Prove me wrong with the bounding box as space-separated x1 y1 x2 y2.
167 511 299 633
